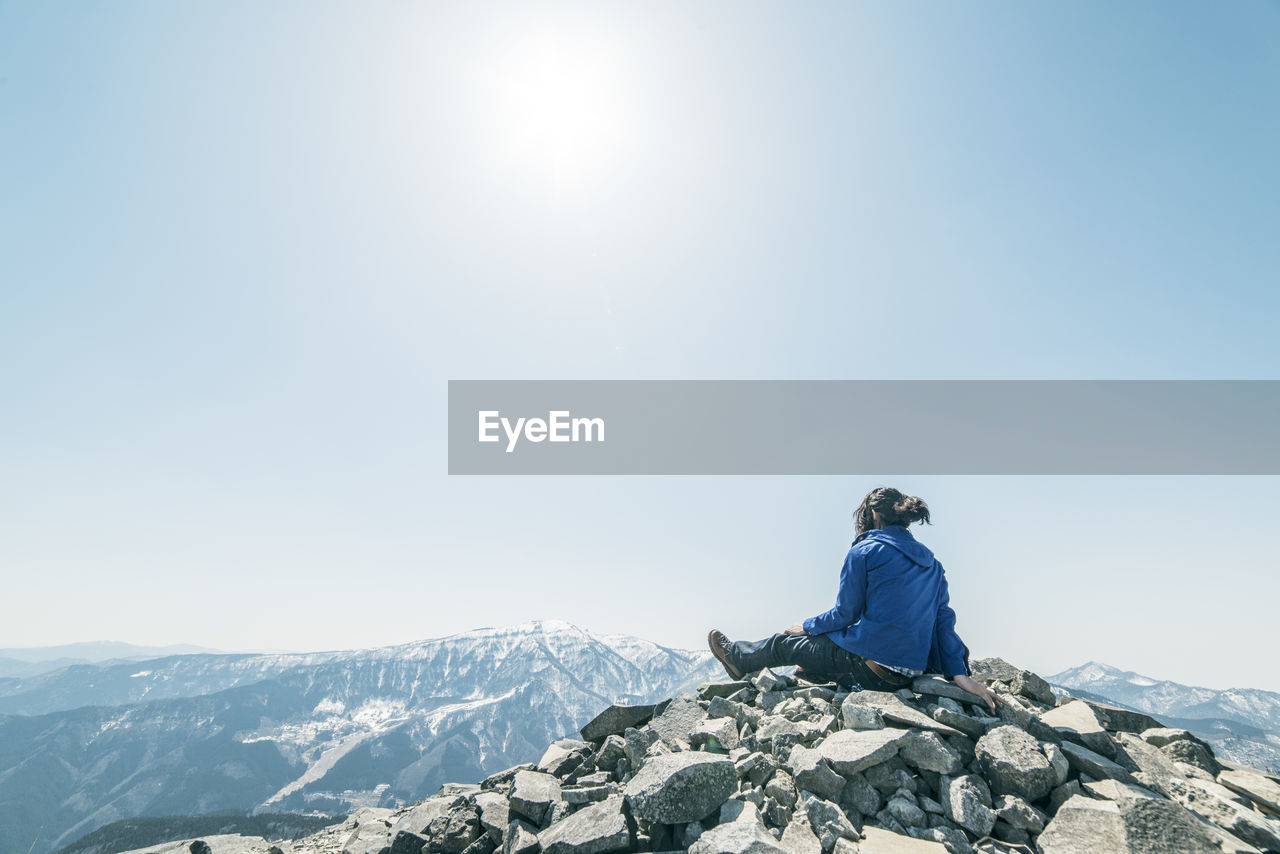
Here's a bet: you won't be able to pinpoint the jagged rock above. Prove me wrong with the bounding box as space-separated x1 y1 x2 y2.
973 725 1057 801
1047 779 1082 814
910 676 990 707
426 803 482 854
1042 740 1070 787
624 751 736 823
1082 779 1160 802
701 681 752 699
189 843 213 854
754 669 793 692
1219 768 1280 816
840 771 882 816
801 793 859 851
898 730 964 775
1160 738 1221 775
691 716 741 752
594 734 626 773
992 794 1046 831
758 714 804 747
537 794 632 854
482 764 537 793
690 800 788 854
843 692 961 736
510 770 564 825
779 802 822 854
1039 699 1117 758
970 657 1055 706
581 703 661 742
650 695 709 749
1058 739 1136 785
563 785 614 805
842 704 886 730
539 739 591 777
1165 776 1280 851
766 769 799 808
343 812 393 854
940 774 996 836
461 837 498 854
1037 794 1222 853
929 707 985 740
623 726 661 773
817 727 912 776
1077 699 1162 735
1140 727 1199 748
391 795 466 838
474 792 510 842
389 831 429 854
503 819 540 854
865 757 916 795
786 745 845 801
885 791 927 827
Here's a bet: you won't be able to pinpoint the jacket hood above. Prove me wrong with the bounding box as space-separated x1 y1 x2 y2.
856 525 935 567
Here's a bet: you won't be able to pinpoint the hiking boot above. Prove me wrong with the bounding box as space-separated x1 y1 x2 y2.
707 629 743 680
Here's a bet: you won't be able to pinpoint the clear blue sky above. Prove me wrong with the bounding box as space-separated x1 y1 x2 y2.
2 2 1279 690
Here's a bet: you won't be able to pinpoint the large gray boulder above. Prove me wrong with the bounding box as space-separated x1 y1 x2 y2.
1219 767 1280 815
537 795 632 854
1039 699 1117 758
897 730 964 775
786 745 846 801
817 728 912 776
580 703 660 742
509 770 563 825
801 793 859 851
650 695 710 748
1165 776 1280 852
779 803 822 854
973 726 1057 801
390 796 465 838
691 800 787 854
623 751 736 824
1037 794 1221 854
843 692 961 736
940 774 996 837
1059 738 1137 785
474 792 510 842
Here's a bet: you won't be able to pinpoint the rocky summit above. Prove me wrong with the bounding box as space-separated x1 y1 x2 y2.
115 657 1280 854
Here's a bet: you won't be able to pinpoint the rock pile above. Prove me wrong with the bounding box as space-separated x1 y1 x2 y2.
126 658 1280 854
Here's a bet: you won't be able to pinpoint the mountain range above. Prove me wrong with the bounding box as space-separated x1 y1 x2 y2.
1048 660 1280 775
0 621 721 854
5 632 1280 854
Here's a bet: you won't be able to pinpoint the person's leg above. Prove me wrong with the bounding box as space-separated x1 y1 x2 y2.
725 632 908 691
728 633 849 678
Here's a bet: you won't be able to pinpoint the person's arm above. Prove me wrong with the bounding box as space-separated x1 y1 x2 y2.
934 573 1001 713
800 547 868 636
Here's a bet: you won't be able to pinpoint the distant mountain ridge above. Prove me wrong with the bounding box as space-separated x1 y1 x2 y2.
0 642 230 679
0 620 721 854
1049 660 1280 775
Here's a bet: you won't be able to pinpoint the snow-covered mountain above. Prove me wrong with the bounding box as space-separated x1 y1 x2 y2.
0 621 721 854
1049 660 1280 775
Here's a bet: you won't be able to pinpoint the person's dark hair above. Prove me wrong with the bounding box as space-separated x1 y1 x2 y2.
854 487 931 535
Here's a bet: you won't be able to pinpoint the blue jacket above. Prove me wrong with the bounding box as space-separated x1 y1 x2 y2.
801 525 972 677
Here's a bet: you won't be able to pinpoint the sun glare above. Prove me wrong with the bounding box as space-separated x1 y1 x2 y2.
482 28 637 196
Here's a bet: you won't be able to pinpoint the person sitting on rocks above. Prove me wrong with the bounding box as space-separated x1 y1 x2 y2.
708 486 1001 713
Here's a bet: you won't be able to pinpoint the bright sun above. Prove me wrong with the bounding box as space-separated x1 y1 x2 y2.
481 27 637 195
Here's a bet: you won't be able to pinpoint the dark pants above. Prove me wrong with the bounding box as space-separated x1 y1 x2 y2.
727 632 911 692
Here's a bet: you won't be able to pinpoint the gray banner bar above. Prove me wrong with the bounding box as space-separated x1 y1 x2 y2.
447 381 1280 474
